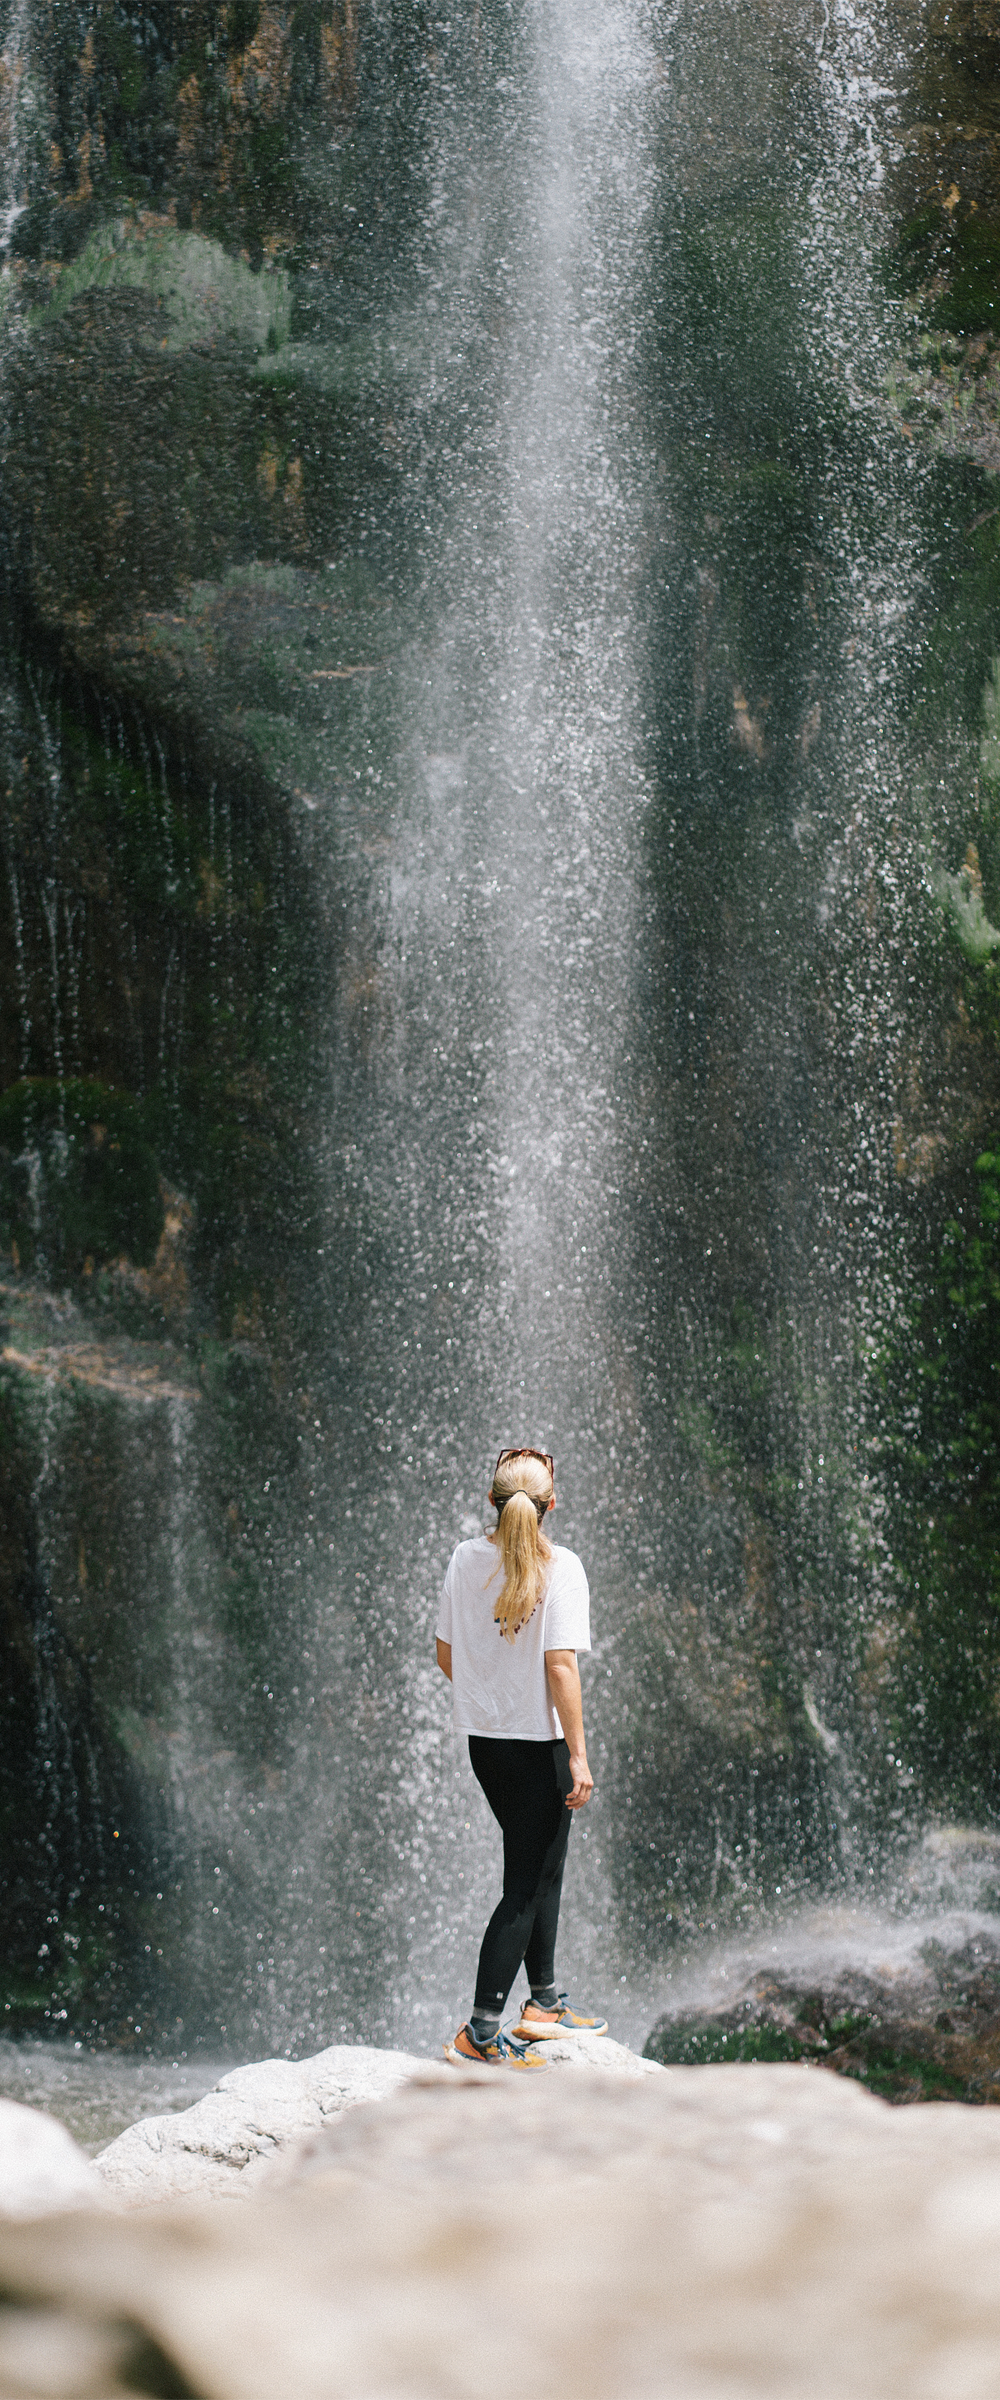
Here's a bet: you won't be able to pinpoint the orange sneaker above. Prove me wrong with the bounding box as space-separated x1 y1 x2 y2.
444 2023 549 2070
511 1995 609 2039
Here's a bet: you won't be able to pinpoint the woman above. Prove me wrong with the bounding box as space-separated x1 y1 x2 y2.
436 1444 608 2067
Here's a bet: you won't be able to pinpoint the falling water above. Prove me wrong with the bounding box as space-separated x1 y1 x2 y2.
277 0 933 2044
0 0 32 261
304 0 665 2034
2 0 998 2070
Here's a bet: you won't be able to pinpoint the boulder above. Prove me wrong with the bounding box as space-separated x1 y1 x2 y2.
94 2036 659 2206
644 1922 1000 2101
94 2044 423 2206
9 2064 1000 2396
0 2100 103 2219
533 2031 663 2076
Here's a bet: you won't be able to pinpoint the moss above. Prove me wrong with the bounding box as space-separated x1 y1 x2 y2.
835 2048 970 2103
35 224 292 354
646 2018 809 2066
0 1079 163 1274
877 1145 1000 1809
645 1999 984 2101
897 204 1000 337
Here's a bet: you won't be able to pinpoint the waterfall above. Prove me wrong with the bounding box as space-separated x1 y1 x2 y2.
297 0 924 2039
0 0 32 261
1 0 997 2060
310 0 664 2032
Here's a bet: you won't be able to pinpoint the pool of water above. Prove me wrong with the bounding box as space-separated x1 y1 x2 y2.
0 2040 233 2155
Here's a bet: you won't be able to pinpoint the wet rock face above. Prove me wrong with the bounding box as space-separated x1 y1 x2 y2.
2 0 1000 2051
5 0 361 268
645 1928 1000 2103
0 0 419 2040
5 256 382 661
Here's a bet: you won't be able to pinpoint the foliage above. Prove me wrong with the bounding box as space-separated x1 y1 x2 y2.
647 2018 807 2066
644 2003 971 2100
896 203 1000 338
880 1145 1000 1805
0 1079 163 1273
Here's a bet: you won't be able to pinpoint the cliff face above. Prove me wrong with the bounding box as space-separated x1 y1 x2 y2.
1 0 1000 2046
0 0 381 2042
3 0 359 262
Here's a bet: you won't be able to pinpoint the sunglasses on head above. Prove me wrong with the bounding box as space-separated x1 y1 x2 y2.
492 1446 555 1485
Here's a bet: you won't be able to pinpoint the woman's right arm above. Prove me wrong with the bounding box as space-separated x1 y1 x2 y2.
545 1649 593 1808
436 1638 453 1681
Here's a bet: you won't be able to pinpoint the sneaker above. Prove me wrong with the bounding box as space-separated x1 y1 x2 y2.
510 1994 609 2040
444 2022 550 2070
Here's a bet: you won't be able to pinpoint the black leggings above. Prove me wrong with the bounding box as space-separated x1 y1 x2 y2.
469 1735 573 2015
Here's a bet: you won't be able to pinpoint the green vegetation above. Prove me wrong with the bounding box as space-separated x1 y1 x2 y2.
0 1080 163 1274
647 2017 808 2066
0 667 326 1340
34 224 291 354
645 2005 976 2101
880 1144 1000 1805
645 194 850 814
897 203 1000 338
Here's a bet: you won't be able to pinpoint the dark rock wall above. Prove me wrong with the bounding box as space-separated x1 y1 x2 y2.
1 0 1000 2041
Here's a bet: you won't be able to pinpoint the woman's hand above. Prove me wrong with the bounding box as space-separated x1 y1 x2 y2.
566 1751 594 1810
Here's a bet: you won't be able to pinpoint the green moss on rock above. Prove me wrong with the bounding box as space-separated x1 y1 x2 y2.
644 1941 1000 2102
0 1079 163 1274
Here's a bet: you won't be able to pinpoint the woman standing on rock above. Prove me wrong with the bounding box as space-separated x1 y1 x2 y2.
436 1445 607 2068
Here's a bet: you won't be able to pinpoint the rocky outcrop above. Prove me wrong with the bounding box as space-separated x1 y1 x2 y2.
94 2045 425 2204
7 2063 1000 2395
94 2036 661 2205
645 1920 1000 2103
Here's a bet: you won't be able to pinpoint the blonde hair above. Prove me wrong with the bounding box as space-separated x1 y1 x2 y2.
488 1449 554 1643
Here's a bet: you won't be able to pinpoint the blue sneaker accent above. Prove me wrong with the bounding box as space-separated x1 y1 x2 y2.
512 1994 609 2039
445 2021 549 2069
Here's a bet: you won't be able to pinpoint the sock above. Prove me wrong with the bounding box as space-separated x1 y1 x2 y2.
529 1983 560 2011
469 2010 501 2046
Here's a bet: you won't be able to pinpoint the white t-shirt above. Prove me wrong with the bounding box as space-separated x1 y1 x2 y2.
436 1535 591 1741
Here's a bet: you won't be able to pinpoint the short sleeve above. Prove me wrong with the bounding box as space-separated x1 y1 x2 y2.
543 1553 591 1653
436 1549 456 1643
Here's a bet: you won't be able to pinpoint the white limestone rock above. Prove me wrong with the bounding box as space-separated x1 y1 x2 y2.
94 2044 422 2206
94 2034 661 2207
0 2099 103 2219
539 2031 664 2074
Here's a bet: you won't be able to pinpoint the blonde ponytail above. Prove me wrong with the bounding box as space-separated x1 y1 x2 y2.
488 1449 554 1642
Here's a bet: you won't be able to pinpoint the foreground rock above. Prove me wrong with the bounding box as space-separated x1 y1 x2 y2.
8 2064 1000 2395
644 1922 1000 2102
0 2101 103 2219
